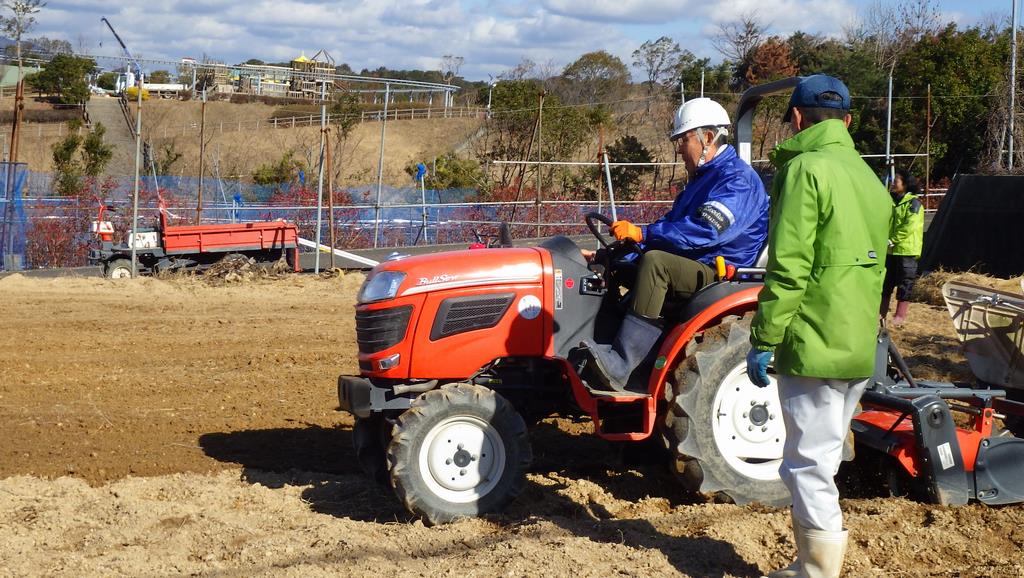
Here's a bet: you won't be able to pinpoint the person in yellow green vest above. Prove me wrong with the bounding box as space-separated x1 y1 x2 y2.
880 169 924 326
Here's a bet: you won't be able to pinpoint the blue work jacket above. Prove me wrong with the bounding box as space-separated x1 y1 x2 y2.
643 145 769 267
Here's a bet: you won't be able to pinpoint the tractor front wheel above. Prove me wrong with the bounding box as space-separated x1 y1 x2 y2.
104 258 134 279
387 383 532 525
663 313 791 506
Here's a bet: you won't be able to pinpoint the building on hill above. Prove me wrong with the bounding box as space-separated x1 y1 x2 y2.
290 49 334 100
237 64 291 98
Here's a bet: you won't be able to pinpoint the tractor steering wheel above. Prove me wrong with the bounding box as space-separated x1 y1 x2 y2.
584 211 642 274
585 212 617 249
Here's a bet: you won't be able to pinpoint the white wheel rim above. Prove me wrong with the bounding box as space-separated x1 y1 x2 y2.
109 266 131 279
417 414 506 504
710 360 785 481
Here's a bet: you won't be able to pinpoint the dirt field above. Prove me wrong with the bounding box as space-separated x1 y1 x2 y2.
1 272 1022 576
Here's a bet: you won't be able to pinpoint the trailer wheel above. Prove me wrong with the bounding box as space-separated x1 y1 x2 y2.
662 313 791 506
104 258 134 279
387 383 532 525
352 414 392 485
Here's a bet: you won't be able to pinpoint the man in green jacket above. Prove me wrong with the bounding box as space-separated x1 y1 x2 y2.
745 75 891 578
880 168 924 326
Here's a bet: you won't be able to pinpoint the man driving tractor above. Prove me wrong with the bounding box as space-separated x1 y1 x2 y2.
579 97 770 391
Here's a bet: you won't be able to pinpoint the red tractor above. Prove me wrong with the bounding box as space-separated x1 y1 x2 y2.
337 79 1024 524
338 212 784 524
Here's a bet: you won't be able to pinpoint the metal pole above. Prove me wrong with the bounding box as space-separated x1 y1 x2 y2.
602 151 618 222
536 91 544 238
314 81 327 273
680 81 685 103
373 83 390 248
197 89 206 224
1011 0 1018 170
420 173 428 244
926 84 931 206
885 70 894 183
130 72 144 278
700 69 705 97
327 128 336 270
596 128 605 218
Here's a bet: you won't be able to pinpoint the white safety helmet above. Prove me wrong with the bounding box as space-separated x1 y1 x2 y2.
670 97 731 141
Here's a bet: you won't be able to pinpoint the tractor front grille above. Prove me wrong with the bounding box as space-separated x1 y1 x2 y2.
430 293 515 340
356 305 413 354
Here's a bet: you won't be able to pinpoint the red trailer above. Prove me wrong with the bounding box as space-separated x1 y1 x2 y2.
90 207 300 278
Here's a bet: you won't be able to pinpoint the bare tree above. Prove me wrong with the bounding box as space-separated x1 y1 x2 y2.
847 0 941 68
499 57 537 81
440 54 464 84
1 0 45 81
632 36 681 110
712 13 766 65
712 13 768 88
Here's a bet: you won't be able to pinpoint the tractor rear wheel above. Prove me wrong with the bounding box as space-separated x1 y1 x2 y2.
662 313 791 506
352 414 392 485
387 383 532 525
104 258 133 279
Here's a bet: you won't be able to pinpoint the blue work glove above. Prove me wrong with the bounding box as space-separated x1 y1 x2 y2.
746 348 772 387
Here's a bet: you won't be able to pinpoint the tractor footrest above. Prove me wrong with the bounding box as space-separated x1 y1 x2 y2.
594 395 651 437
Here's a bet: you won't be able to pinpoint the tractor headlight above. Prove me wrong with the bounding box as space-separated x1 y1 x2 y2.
358 271 406 304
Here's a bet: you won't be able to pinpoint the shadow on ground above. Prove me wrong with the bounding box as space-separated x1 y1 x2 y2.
199 418 760 575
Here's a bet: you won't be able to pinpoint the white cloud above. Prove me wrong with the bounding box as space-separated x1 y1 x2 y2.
25 0 860 81
541 0 693 23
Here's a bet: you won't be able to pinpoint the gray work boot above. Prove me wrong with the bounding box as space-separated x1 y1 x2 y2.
579 312 662 392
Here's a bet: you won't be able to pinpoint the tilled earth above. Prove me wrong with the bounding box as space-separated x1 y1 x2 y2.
0 272 1022 577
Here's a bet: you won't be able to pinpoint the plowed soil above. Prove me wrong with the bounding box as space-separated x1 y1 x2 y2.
1 273 1022 577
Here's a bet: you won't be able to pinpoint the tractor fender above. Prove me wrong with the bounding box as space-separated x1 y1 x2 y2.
646 285 762 400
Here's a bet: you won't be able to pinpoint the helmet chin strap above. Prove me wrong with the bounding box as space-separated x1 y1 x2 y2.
696 127 728 168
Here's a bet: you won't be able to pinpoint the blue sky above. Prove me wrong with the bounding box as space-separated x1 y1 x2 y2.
25 1 1011 80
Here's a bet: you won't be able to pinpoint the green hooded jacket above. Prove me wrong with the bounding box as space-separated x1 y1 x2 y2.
889 192 924 257
750 119 892 379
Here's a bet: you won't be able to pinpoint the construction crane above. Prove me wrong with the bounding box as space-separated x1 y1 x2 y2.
100 17 142 80
101 17 145 278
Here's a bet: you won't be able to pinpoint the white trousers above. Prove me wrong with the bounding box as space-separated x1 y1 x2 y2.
778 374 868 532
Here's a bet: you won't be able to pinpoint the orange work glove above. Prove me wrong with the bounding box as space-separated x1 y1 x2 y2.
611 220 643 242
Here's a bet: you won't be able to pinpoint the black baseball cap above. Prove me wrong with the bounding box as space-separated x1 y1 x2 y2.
782 74 851 122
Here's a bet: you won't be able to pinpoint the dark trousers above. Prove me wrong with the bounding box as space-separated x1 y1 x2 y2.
882 254 919 309
631 250 716 318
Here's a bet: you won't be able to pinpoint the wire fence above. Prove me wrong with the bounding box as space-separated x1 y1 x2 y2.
1 161 951 270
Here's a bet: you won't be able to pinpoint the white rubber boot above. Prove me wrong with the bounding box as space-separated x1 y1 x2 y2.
800 527 848 578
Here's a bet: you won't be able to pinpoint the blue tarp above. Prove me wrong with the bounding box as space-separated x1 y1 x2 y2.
0 162 28 270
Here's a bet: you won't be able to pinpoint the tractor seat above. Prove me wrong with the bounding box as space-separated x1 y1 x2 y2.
661 243 769 323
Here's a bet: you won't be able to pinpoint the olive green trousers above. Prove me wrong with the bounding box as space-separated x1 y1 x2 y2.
631 250 716 318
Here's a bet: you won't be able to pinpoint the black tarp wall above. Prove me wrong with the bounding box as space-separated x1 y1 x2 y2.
919 175 1024 278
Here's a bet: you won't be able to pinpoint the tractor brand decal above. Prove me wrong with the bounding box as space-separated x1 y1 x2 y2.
937 442 955 470
517 295 542 320
417 273 457 286
554 269 564 310
565 278 575 289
